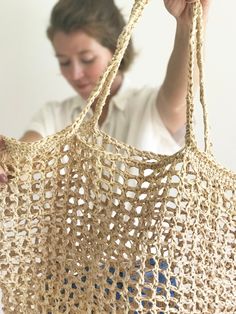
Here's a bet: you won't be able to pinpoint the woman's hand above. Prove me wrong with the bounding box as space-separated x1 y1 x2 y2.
0 137 8 184
164 0 211 25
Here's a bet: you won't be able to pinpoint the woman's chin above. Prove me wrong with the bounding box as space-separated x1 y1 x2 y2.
75 86 93 100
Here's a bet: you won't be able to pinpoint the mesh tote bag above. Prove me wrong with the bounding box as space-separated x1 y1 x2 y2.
0 0 235 313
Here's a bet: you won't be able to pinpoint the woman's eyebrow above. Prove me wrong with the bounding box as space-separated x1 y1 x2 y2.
55 50 93 58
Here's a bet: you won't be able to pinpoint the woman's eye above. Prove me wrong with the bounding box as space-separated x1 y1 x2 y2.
82 58 95 64
59 61 70 67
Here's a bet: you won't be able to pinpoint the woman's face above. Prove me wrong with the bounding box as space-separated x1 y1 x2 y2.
52 31 113 100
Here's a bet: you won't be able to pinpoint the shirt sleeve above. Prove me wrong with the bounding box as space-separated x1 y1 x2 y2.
25 102 59 138
121 86 183 155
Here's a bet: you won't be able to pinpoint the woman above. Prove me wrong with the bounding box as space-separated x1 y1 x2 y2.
0 0 210 183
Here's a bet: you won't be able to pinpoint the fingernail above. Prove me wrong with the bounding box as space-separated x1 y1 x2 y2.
0 174 8 183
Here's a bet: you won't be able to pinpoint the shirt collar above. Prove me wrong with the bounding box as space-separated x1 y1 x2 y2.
74 75 131 115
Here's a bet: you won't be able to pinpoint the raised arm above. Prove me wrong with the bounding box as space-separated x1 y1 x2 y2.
156 0 211 135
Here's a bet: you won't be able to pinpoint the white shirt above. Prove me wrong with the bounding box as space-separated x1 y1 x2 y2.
27 79 185 155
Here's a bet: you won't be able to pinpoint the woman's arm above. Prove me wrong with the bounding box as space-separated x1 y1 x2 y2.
157 0 211 135
0 131 42 183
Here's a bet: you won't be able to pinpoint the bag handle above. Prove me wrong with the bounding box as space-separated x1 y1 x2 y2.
70 0 150 131
72 0 212 154
185 1 212 153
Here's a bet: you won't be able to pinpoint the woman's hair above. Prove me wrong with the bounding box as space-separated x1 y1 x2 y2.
47 0 135 72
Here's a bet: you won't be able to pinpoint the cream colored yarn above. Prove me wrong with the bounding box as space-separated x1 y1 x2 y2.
0 1 235 313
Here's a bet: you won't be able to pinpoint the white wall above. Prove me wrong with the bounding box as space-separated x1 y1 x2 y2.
0 0 235 312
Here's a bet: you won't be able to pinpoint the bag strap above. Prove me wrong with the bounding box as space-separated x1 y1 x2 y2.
70 0 150 131
185 1 212 153
72 0 212 154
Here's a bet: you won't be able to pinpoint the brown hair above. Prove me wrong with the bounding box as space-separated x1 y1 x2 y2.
47 0 135 72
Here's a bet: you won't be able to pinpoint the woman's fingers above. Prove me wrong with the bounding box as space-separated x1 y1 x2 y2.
0 169 8 183
0 137 8 183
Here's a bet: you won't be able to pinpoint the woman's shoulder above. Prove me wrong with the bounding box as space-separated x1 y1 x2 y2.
121 76 158 97
116 78 159 113
127 85 158 100
27 95 85 136
43 94 84 115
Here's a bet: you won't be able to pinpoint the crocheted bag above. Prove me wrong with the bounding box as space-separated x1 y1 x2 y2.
0 0 235 313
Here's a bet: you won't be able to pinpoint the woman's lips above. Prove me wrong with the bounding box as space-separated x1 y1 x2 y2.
76 83 90 89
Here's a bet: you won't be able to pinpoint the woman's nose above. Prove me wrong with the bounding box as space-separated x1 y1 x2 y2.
69 62 84 81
